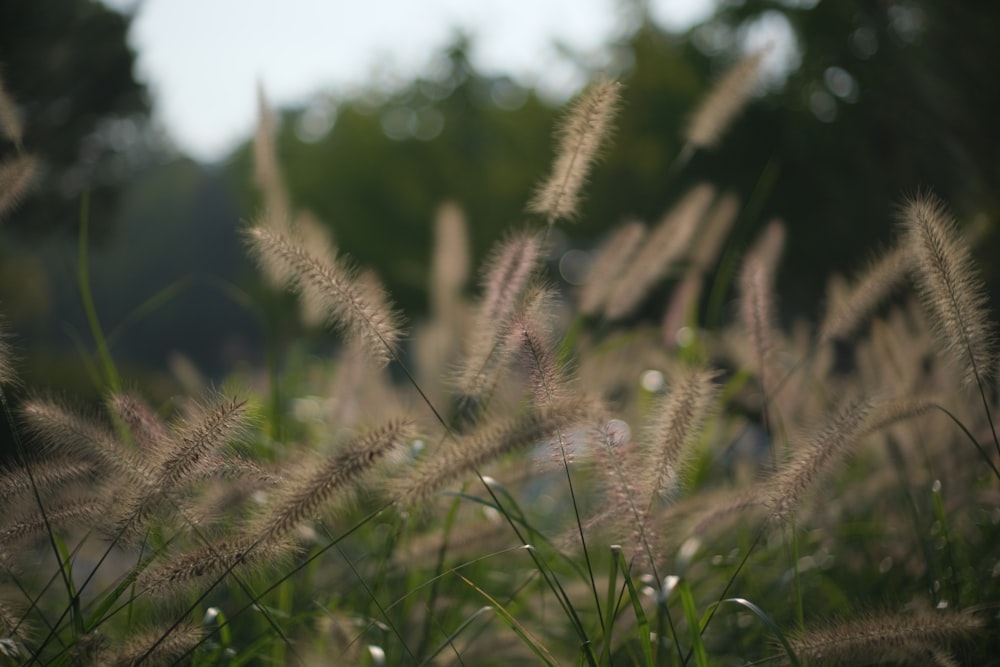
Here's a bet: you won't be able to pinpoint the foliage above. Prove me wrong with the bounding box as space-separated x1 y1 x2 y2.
1 6 1000 666
0 3 1000 665
0 0 150 238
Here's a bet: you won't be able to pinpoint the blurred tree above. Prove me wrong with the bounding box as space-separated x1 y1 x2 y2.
229 1 1000 325
0 0 150 238
227 37 559 316
677 0 1000 314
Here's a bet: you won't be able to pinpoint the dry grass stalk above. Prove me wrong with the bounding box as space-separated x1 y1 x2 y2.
431 200 470 321
788 608 983 666
510 285 568 409
246 225 403 367
457 230 542 398
0 598 30 654
108 393 170 451
862 396 938 437
107 396 249 540
252 419 413 544
642 368 720 502
0 72 22 149
683 47 768 152
153 396 249 490
254 85 290 226
0 324 14 386
819 244 912 343
901 193 997 390
394 402 590 508
101 621 205 667
294 210 337 326
0 457 94 505
578 220 646 316
137 535 294 598
605 184 716 321
766 397 873 521
0 153 38 218
528 78 621 224
738 220 785 391
0 499 102 548
20 398 142 480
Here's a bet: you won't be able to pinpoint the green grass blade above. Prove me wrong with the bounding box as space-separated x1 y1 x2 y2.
716 598 800 667
454 571 558 666
419 606 493 666
617 550 654 666
676 580 707 667
601 546 622 664
76 190 121 394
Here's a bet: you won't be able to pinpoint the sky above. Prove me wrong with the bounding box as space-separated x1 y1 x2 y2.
102 0 715 162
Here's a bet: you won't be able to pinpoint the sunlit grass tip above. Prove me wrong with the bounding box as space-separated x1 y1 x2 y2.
528 78 622 225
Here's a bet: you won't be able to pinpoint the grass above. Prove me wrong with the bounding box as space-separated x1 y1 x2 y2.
1 53 999 666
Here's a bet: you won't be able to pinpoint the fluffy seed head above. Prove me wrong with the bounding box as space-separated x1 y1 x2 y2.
900 192 996 390
0 153 38 219
246 225 404 367
0 71 23 149
457 230 543 398
684 47 768 151
605 184 716 321
766 397 873 521
528 78 622 224
789 608 983 666
579 220 646 316
394 402 590 508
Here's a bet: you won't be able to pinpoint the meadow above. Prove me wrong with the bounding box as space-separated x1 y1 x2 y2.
1 49 998 665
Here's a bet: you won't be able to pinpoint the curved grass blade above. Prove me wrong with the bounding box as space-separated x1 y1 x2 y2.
677 580 707 667
453 571 558 666
714 597 800 667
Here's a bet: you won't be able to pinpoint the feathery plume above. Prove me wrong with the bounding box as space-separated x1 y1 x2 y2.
662 192 741 340
690 191 741 270
254 85 290 222
0 599 30 655
862 396 937 437
605 184 716 321
0 71 23 149
819 244 912 342
253 419 412 543
510 284 568 409
457 230 543 398
900 193 997 390
137 535 294 598
107 395 249 540
578 220 646 316
0 499 102 548
0 457 94 505
683 47 768 152
294 209 337 326
100 621 205 667
0 153 38 219
108 393 170 451
788 608 983 666
0 322 15 386
153 396 249 490
246 225 404 367
528 78 622 224
20 398 141 479
394 402 590 508
766 397 873 521
738 220 785 387
431 200 470 320
641 368 721 502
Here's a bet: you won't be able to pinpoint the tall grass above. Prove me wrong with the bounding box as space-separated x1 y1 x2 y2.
0 53 998 666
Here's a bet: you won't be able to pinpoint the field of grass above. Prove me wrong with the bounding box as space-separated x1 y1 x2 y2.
1 52 998 666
